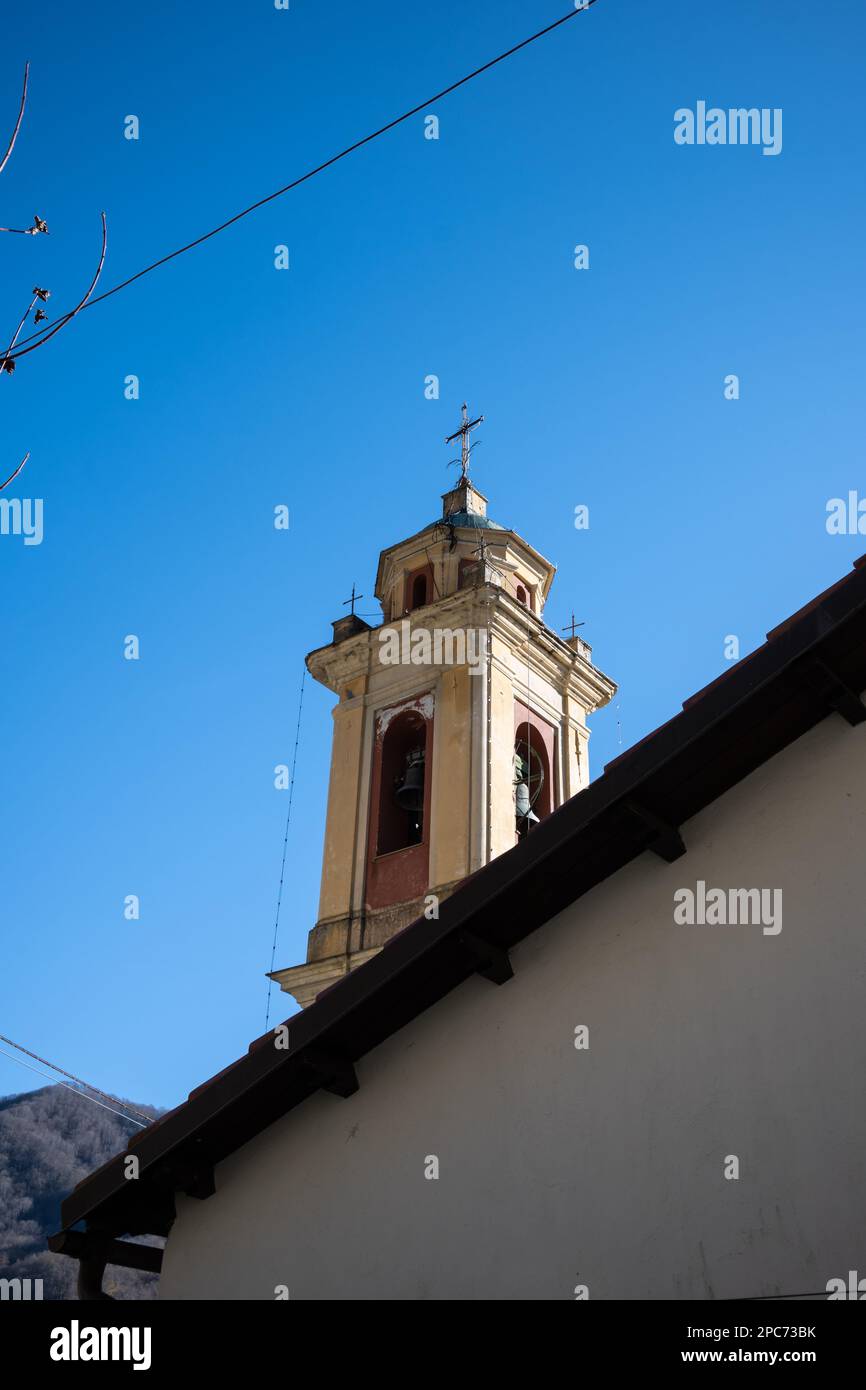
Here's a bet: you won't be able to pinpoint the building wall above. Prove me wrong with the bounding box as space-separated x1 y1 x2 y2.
315 681 367 923
428 665 473 888
160 712 866 1300
488 641 515 860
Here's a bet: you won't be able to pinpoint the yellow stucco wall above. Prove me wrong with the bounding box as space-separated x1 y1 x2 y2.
563 693 585 798
317 680 367 921
490 644 517 860
429 667 471 887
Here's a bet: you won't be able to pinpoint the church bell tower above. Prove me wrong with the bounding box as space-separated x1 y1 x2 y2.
270 407 617 1007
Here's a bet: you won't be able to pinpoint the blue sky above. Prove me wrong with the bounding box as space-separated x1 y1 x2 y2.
1 0 864 1112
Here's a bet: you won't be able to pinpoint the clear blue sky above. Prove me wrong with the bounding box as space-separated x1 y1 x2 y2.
1 0 864 1111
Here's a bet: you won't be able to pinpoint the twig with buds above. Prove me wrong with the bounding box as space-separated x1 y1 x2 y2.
5 213 107 368
1 62 108 494
0 213 49 236
1 286 51 374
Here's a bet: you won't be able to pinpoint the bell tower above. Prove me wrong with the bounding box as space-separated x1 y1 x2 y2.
270 408 617 1007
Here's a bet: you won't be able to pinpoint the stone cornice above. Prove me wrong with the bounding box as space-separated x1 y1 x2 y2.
306 584 616 711
490 594 616 711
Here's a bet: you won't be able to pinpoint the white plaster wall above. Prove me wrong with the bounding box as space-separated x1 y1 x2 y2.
160 712 866 1300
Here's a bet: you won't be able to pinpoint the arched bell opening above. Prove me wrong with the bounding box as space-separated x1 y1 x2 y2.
377 710 427 855
514 720 552 839
411 574 427 610
404 564 434 614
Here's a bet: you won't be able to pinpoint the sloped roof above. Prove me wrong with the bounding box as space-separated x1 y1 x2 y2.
427 508 500 529
52 555 866 1258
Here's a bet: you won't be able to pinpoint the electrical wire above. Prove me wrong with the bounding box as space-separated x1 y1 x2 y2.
0 1032 152 1124
265 665 308 1029
0 1044 147 1128
12 3 602 358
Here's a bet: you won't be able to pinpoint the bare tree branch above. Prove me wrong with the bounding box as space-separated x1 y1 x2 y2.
0 213 48 236
4 213 107 368
0 450 30 493
3 291 40 365
0 68 101 502
0 62 29 177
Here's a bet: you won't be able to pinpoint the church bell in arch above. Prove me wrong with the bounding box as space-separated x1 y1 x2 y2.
394 747 425 812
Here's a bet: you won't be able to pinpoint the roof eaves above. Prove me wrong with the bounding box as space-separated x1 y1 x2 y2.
56 556 866 1244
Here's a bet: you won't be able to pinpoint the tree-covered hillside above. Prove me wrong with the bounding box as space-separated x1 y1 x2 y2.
0 1085 163 1299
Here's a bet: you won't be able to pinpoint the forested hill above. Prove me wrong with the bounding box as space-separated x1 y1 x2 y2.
0 1085 163 1299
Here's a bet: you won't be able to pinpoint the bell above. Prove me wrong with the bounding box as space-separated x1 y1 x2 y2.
515 781 540 825
395 750 425 811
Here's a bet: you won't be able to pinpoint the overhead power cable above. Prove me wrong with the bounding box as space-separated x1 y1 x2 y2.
265 666 308 1030
12 2 602 358
0 1045 148 1128
0 1033 151 1126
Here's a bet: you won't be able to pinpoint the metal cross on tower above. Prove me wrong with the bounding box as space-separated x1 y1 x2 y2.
445 402 484 481
562 613 585 640
342 583 364 616
473 532 491 566
471 530 506 584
